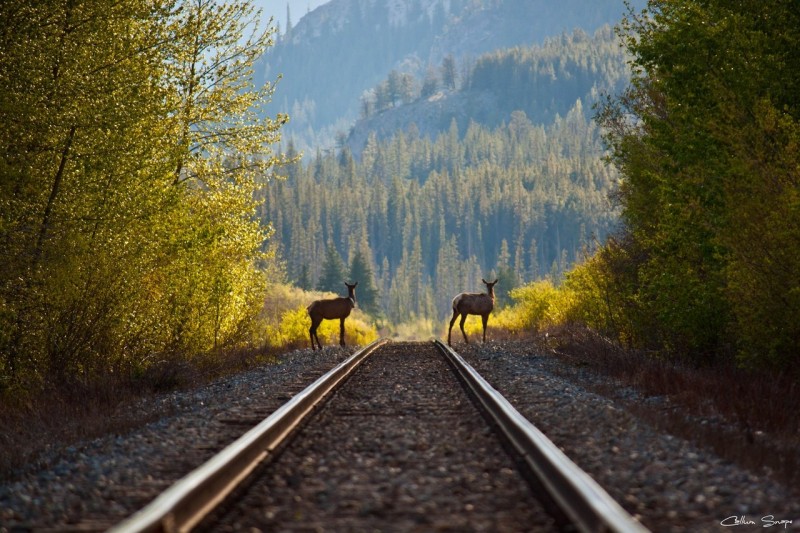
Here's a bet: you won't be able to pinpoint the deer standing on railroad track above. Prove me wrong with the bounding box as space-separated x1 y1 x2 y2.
448 278 498 346
307 281 358 350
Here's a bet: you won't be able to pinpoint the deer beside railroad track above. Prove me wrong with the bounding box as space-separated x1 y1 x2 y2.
448 278 498 346
307 281 358 350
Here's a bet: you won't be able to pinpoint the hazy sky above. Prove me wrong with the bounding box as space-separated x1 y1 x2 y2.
252 0 330 32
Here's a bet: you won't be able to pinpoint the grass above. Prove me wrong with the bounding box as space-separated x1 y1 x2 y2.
384 316 438 341
533 323 800 489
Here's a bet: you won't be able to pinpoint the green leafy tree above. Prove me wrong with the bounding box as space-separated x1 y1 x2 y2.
155 0 287 355
596 0 800 367
0 0 175 386
0 0 286 392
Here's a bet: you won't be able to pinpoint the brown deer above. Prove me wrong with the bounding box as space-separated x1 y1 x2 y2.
307 281 358 350
448 278 498 346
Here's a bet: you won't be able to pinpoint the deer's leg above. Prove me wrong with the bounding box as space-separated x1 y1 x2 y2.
448 309 459 346
459 313 469 344
310 318 322 350
339 318 346 346
481 314 489 343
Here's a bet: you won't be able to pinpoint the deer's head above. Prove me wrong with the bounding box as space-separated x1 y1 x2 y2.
481 278 498 297
345 281 358 304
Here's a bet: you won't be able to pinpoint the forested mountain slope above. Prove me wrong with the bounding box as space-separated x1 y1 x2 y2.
258 0 643 153
262 31 623 321
260 105 616 323
258 25 628 325
347 26 629 156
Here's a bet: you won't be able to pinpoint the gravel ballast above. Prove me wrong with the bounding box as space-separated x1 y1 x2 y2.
1 340 798 532
200 341 553 532
458 341 800 532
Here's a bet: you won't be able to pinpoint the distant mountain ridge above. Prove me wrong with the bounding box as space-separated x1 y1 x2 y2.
256 0 643 154
346 26 630 157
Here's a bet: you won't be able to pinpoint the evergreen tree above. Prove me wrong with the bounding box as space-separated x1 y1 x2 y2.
399 72 416 104
386 69 402 107
297 265 312 290
375 82 392 112
494 239 518 307
441 54 458 90
349 249 380 316
435 236 462 319
316 245 347 293
420 65 439 98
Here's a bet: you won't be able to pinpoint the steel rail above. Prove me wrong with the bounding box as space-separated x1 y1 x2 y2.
433 339 650 533
109 337 390 533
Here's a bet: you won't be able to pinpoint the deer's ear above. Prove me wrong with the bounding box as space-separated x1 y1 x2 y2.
354 281 358 287
492 278 498 284
481 278 488 284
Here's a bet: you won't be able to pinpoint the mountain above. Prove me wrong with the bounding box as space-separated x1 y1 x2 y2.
346 25 630 157
257 25 631 322
256 0 643 154
253 0 330 35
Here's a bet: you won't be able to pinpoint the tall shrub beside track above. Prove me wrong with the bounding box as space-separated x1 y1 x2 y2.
592 0 800 368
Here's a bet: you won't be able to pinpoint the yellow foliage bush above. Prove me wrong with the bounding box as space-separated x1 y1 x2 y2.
480 280 577 336
458 313 496 338
485 250 637 344
259 284 378 350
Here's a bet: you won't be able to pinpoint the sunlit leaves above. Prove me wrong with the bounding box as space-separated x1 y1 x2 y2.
0 0 286 392
594 0 800 368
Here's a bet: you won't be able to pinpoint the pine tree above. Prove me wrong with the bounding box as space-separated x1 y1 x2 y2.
348 249 380 316
316 245 347 293
420 65 439 98
441 54 458 91
297 265 312 290
495 239 518 307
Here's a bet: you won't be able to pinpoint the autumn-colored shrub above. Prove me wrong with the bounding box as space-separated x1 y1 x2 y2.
259 284 378 350
458 278 578 340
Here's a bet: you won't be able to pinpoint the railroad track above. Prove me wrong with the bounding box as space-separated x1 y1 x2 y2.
109 339 648 533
